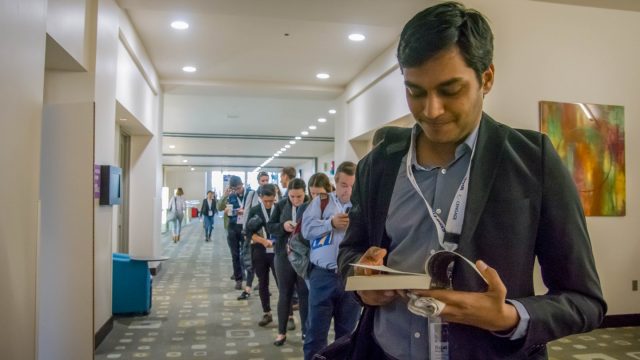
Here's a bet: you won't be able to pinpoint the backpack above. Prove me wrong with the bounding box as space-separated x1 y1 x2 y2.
287 194 329 278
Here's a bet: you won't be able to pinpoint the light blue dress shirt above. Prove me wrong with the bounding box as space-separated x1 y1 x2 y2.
374 124 530 359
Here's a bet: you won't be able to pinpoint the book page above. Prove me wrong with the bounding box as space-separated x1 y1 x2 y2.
349 263 426 276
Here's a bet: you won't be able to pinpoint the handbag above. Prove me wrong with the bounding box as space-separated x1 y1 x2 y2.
167 197 177 221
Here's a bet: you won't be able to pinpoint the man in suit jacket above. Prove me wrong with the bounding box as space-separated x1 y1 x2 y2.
337 2 606 359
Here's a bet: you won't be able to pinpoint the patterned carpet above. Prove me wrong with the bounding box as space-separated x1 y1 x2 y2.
95 218 640 359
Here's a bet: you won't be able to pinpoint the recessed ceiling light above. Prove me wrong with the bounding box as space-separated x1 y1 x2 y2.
348 33 366 42
280 147 286 152
328 109 337 114
317 118 327 123
169 145 176 149
309 125 317 130
316 73 330 79
182 159 188 163
295 136 301 140
182 66 197 73
119 118 127 121
190 167 195 171
289 141 296 144
274 153 280 157
171 21 189 30
301 131 309 136
285 145 291 149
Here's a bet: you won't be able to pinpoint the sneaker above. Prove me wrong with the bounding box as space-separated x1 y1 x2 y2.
235 281 242 290
237 291 250 300
258 313 273 327
287 317 296 331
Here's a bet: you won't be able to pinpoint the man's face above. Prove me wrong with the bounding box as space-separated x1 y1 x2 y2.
288 188 305 207
279 173 289 188
231 184 244 195
403 46 494 146
258 175 269 185
260 195 276 209
335 173 355 204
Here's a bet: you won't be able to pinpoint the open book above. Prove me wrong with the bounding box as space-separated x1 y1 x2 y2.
345 250 487 291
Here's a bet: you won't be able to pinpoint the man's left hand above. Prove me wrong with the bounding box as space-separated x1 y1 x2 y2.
409 260 519 332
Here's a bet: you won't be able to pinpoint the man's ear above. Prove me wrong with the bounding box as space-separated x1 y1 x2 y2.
482 63 495 95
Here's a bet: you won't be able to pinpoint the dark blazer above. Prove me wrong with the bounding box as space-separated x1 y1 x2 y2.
338 113 606 359
267 196 309 255
200 197 217 217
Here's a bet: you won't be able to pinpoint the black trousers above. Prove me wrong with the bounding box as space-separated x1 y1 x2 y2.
252 244 276 313
274 250 309 335
226 223 244 281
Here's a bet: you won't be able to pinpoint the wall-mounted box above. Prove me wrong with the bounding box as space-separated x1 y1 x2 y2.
100 165 122 205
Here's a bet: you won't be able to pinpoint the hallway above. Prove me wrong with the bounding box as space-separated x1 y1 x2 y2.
95 218 640 359
95 218 306 359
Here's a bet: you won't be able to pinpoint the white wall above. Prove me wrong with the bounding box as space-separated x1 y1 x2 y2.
165 170 208 203
93 0 120 335
0 0 47 358
338 0 640 315
46 0 88 67
317 151 335 179
39 101 94 360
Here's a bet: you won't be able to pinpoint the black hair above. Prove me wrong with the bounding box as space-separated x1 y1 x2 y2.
258 183 277 197
287 178 306 191
257 171 269 181
397 1 493 83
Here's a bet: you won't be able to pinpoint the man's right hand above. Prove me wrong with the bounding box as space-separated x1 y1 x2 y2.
355 247 397 306
331 213 350 230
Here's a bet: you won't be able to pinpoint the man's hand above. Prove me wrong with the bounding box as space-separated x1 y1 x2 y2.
409 260 519 332
284 220 296 233
237 208 244 215
355 247 397 306
224 187 232 196
331 213 350 230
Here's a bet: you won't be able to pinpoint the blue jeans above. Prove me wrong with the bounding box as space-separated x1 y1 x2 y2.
303 265 362 360
203 215 214 239
171 214 184 236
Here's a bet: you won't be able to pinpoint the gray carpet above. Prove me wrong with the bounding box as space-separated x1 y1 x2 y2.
95 217 640 359
95 217 306 359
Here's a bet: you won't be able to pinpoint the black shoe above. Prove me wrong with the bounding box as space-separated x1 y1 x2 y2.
258 313 273 327
287 317 296 331
235 281 242 290
237 291 250 300
302 333 306 340
230 275 235 280
273 335 286 346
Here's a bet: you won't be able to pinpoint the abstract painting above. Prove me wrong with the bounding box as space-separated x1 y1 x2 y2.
539 101 625 216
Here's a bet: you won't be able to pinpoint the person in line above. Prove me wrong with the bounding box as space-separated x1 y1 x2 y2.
245 183 279 327
168 187 186 243
267 178 309 346
279 166 296 197
217 175 250 291
287 173 333 286
237 171 273 300
337 2 606 359
200 190 217 242
302 162 361 360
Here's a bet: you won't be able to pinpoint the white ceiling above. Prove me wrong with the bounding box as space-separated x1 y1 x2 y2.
116 0 435 172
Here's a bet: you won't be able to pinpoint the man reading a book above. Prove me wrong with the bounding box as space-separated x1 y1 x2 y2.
337 2 606 359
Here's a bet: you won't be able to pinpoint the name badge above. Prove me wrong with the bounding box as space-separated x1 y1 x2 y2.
429 317 449 360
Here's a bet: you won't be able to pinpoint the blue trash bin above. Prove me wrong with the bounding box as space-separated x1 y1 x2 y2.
112 253 152 315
